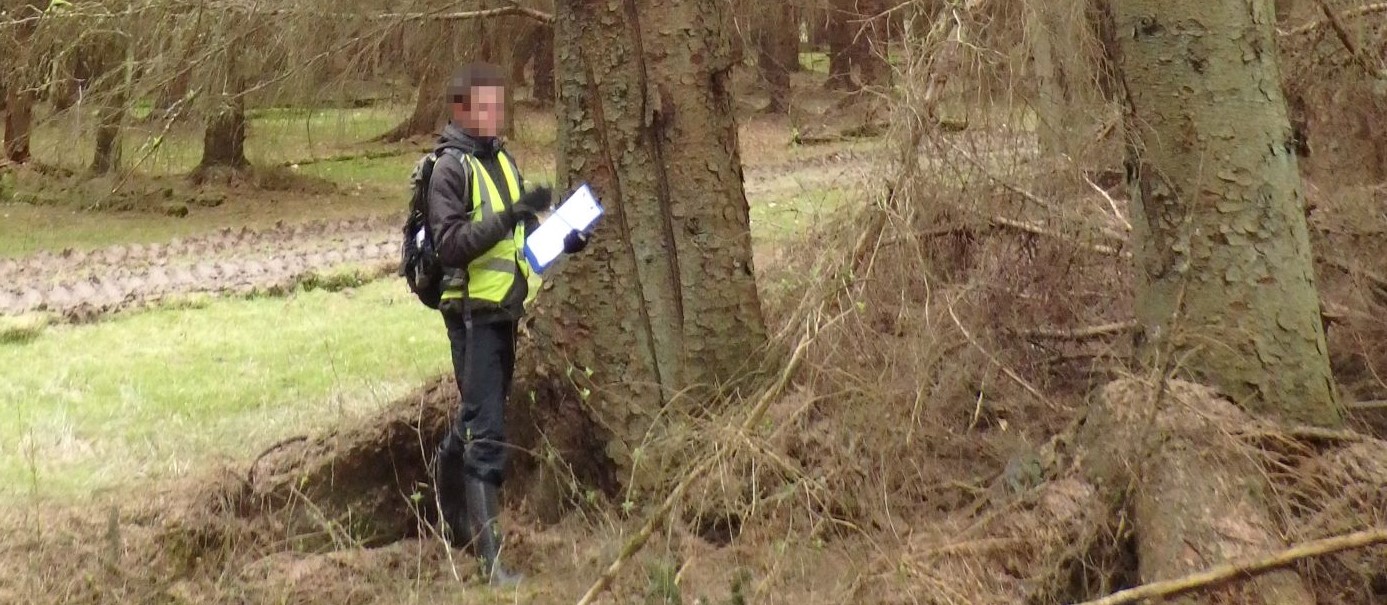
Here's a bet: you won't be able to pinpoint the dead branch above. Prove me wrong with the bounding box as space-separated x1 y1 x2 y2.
1236 426 1367 444
1018 321 1136 341
1347 400 1387 412
947 300 1059 410
1282 2 1387 37
1312 0 1387 78
988 216 1128 257
279 147 424 168
1073 527 1387 605
0 3 555 26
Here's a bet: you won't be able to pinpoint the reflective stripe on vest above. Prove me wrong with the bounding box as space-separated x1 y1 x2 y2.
439 151 532 305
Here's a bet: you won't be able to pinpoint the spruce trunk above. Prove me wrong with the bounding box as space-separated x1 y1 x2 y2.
1114 0 1341 427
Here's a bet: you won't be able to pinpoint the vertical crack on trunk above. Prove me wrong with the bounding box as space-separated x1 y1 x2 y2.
621 0 687 340
576 48 668 405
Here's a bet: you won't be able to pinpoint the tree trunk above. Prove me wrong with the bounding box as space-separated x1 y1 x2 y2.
784 6 803 73
852 0 888 87
90 37 131 175
91 88 126 175
825 0 856 89
756 2 797 113
198 45 249 172
1028 2 1074 156
532 25 556 103
199 95 248 171
374 62 448 143
529 0 769 493
1082 380 1316 605
825 0 887 91
1114 0 1342 427
3 87 33 165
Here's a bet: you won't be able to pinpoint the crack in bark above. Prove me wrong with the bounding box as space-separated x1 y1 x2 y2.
575 37 667 404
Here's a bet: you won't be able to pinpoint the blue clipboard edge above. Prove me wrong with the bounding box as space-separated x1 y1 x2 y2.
524 182 604 275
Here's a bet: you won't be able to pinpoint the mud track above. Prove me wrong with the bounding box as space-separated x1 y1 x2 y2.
0 148 904 323
0 216 401 321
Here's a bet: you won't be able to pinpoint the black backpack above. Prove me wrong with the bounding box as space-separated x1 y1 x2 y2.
399 146 463 309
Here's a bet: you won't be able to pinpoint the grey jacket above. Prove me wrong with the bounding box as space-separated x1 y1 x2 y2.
427 122 537 321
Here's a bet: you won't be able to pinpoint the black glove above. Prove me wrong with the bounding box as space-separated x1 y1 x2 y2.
510 186 553 221
563 230 590 254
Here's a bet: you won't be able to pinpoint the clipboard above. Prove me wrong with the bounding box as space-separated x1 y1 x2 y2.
523 183 604 274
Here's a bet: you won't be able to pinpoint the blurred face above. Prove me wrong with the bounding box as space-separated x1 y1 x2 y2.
456 85 505 137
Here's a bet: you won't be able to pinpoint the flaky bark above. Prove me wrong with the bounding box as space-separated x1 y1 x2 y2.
1113 0 1341 426
530 0 768 491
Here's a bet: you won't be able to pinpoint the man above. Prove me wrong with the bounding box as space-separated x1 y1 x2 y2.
427 62 587 586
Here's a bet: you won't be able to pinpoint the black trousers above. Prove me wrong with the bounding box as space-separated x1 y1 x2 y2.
438 312 517 487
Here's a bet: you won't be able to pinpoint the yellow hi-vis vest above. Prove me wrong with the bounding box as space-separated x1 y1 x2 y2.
439 151 538 309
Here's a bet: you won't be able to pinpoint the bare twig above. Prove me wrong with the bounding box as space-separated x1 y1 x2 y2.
1347 400 1387 412
1073 528 1387 605
946 299 1058 410
1018 321 1136 341
575 310 844 605
1082 173 1132 232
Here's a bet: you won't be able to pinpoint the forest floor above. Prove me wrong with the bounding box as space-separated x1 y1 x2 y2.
4 74 1387 605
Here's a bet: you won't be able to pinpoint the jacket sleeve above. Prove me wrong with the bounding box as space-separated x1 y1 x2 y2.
428 153 517 268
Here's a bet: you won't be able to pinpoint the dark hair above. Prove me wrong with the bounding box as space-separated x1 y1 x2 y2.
447 62 506 107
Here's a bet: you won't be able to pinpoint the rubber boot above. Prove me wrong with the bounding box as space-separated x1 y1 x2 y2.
432 451 471 549
463 476 524 587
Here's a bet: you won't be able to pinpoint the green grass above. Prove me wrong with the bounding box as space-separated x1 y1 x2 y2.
0 279 450 503
750 187 853 243
30 104 411 176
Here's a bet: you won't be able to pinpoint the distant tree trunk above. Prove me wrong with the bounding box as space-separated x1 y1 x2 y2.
1115 0 1342 427
91 88 126 174
853 0 888 87
825 0 856 89
2 0 42 165
756 2 797 112
511 22 543 88
197 46 249 172
199 94 248 170
90 37 131 175
3 87 33 164
150 69 192 122
375 62 448 143
526 0 769 495
532 25 556 103
825 0 886 90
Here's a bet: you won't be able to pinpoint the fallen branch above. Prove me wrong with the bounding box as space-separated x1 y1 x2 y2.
1312 0 1387 78
1073 527 1387 605
279 147 424 168
1018 321 1136 341
989 215 1127 257
1236 426 1366 444
1347 400 1387 412
0 2 555 26
1282 2 1387 37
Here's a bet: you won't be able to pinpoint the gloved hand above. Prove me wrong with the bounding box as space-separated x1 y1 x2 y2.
510 186 553 221
563 230 590 254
